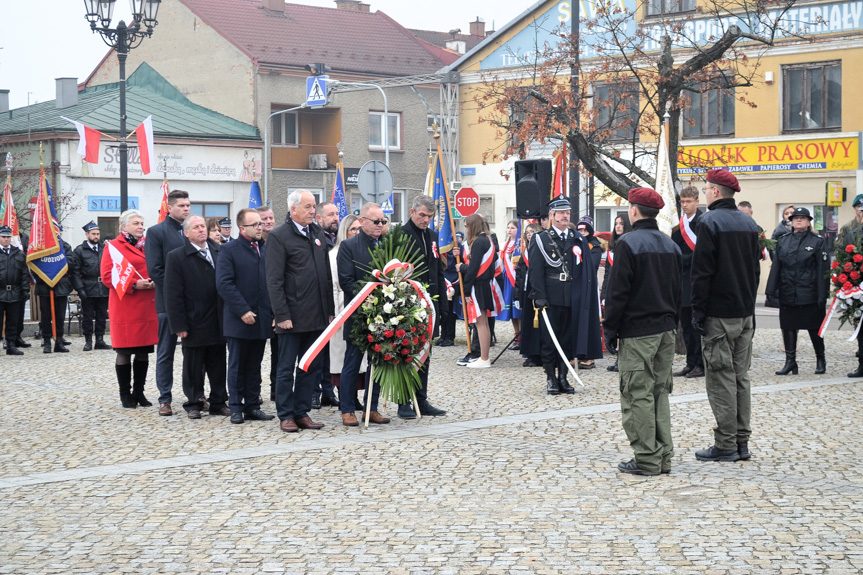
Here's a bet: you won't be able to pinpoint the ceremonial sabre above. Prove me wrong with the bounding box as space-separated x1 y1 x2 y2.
541 308 584 387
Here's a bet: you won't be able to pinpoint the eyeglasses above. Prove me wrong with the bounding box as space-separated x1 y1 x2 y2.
367 219 388 226
348 227 361 235
240 223 263 228
702 186 715 194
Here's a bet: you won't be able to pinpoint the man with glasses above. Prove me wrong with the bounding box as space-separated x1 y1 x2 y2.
690 169 761 463
336 202 391 426
397 195 448 418
256 205 279 400
312 201 341 409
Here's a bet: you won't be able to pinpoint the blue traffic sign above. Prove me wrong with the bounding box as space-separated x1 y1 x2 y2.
306 76 328 107
380 193 394 215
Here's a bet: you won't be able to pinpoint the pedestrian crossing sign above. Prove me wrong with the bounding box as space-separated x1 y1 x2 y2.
306 76 328 107
380 193 394 214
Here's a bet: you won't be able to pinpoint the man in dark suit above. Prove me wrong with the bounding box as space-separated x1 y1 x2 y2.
216 208 275 424
0 225 29 355
145 189 191 416
397 194 447 419
337 202 391 427
70 221 110 351
164 215 229 419
671 186 704 378
14 231 32 349
312 200 340 409
266 190 333 432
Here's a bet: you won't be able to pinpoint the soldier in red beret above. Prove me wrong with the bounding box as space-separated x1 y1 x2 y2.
690 169 762 463
603 188 681 475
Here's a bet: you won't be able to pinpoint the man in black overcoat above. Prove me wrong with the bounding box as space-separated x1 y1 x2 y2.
70 221 111 351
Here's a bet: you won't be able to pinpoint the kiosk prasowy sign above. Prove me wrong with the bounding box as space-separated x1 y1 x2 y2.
454 187 480 217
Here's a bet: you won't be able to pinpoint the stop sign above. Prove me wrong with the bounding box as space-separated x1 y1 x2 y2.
454 187 480 217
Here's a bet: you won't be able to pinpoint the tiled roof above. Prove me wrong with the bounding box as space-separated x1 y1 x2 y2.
178 0 458 76
0 63 259 141
410 29 486 53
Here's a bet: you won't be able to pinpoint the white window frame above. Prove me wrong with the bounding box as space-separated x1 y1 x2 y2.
272 111 298 147
369 111 401 151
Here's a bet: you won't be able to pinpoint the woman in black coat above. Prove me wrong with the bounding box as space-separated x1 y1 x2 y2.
600 213 632 372
458 213 498 368
766 207 830 375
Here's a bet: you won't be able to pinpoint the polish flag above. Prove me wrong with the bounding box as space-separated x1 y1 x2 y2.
61 117 101 164
107 241 137 300
134 116 155 175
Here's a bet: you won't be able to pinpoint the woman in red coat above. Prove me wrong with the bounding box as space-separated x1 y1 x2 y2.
100 210 158 408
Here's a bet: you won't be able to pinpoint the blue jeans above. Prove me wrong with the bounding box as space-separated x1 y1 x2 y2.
155 312 178 404
339 340 379 414
275 330 322 422
226 337 266 414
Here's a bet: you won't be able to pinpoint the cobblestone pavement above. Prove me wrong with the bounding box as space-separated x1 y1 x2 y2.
2 322 862 574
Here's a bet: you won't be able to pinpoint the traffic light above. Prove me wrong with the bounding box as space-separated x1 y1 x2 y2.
304 63 331 76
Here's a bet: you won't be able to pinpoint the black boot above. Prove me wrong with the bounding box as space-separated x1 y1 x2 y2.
132 361 152 406
558 361 575 394
54 338 69 353
42 337 52 354
15 337 31 348
83 335 93 352
546 365 561 395
94 336 111 350
775 330 798 375
809 330 826 374
847 361 863 378
116 364 137 408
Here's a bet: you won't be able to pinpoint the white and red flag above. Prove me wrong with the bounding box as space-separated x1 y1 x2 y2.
107 241 137 300
134 116 155 175
61 116 101 164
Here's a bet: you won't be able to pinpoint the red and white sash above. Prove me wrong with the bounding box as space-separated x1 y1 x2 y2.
501 240 517 287
466 241 502 323
680 213 697 251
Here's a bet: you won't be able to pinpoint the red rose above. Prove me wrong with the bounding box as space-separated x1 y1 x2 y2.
374 344 382 352
852 272 861 281
844 282 854 290
383 354 392 361
847 245 856 253
832 261 840 269
396 329 406 338
839 274 849 283
401 348 410 355
384 330 394 338
855 255 863 263
367 334 374 342
412 337 419 345
844 262 854 272
411 327 417 333
420 335 427 343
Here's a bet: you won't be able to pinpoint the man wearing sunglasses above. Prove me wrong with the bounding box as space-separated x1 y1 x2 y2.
336 203 392 426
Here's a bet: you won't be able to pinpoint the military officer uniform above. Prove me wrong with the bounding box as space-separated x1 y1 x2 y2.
603 188 682 476
70 221 111 351
0 225 30 355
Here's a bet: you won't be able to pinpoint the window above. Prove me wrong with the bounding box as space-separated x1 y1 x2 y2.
683 82 735 138
594 82 639 142
783 61 841 132
349 191 405 223
369 112 401 150
271 111 298 146
190 203 229 218
647 0 695 16
97 217 119 242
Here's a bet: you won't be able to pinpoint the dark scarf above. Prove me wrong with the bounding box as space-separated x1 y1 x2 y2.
122 231 146 251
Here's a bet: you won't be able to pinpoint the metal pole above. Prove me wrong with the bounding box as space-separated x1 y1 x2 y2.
263 104 308 207
569 1 580 217
117 22 129 213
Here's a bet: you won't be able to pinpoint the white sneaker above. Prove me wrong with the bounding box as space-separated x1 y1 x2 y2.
467 358 491 369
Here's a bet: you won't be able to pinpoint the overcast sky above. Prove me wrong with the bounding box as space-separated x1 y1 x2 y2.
0 1 528 111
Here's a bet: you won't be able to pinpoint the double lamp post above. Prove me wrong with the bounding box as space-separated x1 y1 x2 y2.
82 0 161 213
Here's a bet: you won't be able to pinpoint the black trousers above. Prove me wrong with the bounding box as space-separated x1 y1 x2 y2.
539 304 572 367
181 343 228 412
226 337 266 414
1 300 22 343
275 330 322 421
38 295 67 338
441 307 457 341
680 306 703 369
80 296 108 337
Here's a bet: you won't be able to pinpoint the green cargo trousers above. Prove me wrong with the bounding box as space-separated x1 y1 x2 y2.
618 331 675 474
702 316 754 451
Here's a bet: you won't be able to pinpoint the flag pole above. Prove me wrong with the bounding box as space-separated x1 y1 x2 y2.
434 127 471 354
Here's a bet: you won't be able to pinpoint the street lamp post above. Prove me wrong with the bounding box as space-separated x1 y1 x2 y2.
83 0 161 213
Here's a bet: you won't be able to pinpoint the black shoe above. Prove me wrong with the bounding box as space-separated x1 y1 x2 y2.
6 346 23 356
60 337 72 346
617 459 660 476
457 354 479 366
83 337 93 352
187 409 202 419
607 360 619 372
673 365 693 377
737 442 751 460
54 341 69 353
42 338 52 354
577 360 595 370
522 357 539 367
120 394 138 409
546 376 561 395
418 401 446 416
510 343 521 351
321 394 339 407
695 445 741 462
310 395 322 410
245 409 275 421
848 364 863 378
436 338 454 347
398 404 417 419
94 338 111 350
685 366 705 378
815 356 826 375
230 413 244 424
15 338 31 348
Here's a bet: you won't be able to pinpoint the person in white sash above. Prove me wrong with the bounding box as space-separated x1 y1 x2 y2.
671 185 704 379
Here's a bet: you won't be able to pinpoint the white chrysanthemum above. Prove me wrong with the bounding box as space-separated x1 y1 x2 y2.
383 302 393 314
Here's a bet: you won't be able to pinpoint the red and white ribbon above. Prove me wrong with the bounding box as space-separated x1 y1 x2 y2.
819 284 863 339
501 240 517 287
298 258 436 372
680 214 697 251
606 250 614 267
